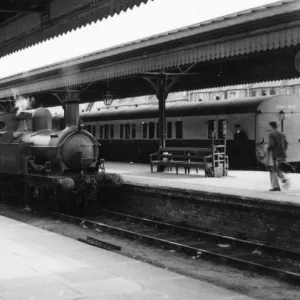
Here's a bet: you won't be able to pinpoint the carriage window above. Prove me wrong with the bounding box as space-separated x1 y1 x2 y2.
270 89 276 95
149 122 155 139
110 125 114 139
208 120 216 139
229 91 236 99
218 119 227 139
100 125 104 139
104 124 109 139
92 125 96 137
250 90 256 97
125 123 131 139
120 124 124 139
286 87 293 95
175 121 183 139
156 123 159 138
167 122 172 138
86 125 91 133
131 124 136 139
142 123 148 139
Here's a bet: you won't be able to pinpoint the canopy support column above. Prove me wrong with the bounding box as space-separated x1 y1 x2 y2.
142 74 178 148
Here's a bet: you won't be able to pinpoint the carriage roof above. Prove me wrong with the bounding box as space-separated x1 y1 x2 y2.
53 95 300 122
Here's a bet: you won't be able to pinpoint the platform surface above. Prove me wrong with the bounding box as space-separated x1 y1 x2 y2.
0 215 254 300
105 162 300 204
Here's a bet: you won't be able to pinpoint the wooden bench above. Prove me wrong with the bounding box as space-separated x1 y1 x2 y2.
150 140 228 177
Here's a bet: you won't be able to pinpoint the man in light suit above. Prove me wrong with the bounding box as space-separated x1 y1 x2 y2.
268 121 289 191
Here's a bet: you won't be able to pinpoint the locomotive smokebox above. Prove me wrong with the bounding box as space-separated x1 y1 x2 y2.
32 107 52 131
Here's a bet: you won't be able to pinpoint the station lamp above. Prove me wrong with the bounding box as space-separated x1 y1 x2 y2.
103 81 114 106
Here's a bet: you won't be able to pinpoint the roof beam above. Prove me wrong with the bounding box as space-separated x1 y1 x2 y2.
0 8 44 14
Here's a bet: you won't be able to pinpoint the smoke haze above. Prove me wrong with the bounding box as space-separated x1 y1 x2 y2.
11 89 34 116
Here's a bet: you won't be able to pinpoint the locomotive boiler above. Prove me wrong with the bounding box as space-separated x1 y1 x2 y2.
0 100 105 210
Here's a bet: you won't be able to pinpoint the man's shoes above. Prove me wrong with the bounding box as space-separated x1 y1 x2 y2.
269 188 281 191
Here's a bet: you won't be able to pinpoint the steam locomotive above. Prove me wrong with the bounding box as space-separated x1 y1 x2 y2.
0 101 105 210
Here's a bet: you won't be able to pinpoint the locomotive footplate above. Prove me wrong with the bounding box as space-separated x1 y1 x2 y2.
0 171 105 209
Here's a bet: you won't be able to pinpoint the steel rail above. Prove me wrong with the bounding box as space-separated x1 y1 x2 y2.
97 209 300 256
53 211 300 284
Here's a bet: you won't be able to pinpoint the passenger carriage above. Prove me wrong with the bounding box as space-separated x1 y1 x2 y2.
54 95 300 170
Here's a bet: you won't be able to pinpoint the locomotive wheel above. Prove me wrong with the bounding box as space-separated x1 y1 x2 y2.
24 184 34 209
58 191 83 215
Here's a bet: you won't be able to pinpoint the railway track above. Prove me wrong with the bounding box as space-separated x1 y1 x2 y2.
54 209 300 284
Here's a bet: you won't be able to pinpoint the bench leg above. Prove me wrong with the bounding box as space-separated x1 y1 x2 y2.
176 167 178 175
151 164 153 173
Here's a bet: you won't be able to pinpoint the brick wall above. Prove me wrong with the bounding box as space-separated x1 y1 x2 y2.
100 183 300 252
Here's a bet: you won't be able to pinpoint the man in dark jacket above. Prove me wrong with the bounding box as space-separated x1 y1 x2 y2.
233 124 248 169
268 121 289 191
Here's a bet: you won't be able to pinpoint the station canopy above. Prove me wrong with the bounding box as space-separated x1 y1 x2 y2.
0 0 153 57
0 0 300 107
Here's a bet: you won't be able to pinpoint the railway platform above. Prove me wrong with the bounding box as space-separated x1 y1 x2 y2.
0 215 253 300
105 161 300 201
103 161 300 252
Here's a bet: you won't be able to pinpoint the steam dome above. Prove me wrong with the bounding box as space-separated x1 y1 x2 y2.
32 107 52 132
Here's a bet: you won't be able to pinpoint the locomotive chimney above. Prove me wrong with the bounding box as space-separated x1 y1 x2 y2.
62 90 80 128
64 100 79 128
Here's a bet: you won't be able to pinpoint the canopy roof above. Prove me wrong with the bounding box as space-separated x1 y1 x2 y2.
0 0 153 57
0 0 300 105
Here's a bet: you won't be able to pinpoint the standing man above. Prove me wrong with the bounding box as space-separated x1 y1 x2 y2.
234 124 248 141
233 124 248 169
268 121 289 191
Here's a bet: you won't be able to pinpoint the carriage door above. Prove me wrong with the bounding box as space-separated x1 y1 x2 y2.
279 109 300 162
255 112 273 145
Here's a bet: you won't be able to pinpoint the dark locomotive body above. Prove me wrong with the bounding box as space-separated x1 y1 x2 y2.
0 105 104 209
53 95 300 170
